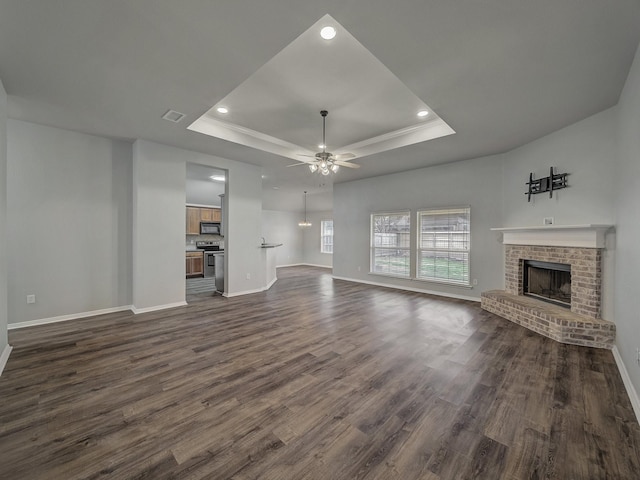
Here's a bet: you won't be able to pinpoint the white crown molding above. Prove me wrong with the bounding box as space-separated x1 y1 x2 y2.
188 114 311 162
188 113 455 163
340 117 455 158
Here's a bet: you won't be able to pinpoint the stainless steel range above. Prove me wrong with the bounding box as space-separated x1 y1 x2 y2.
196 242 225 292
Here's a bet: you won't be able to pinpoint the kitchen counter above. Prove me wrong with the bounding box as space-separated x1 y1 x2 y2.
260 243 280 290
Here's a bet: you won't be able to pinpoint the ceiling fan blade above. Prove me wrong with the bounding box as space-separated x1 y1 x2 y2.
333 153 355 160
287 162 314 167
335 160 360 168
297 154 318 158
287 160 320 167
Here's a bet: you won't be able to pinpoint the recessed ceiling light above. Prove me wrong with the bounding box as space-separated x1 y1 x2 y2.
320 26 336 40
273 186 280 190
216 106 229 114
417 110 429 117
209 175 225 182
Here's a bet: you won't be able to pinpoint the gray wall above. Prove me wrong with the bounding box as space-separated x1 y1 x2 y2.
261 210 303 266
502 107 616 227
302 210 334 268
615 42 640 398
0 79 8 350
332 48 640 399
259 209 334 268
501 107 618 320
333 155 505 300
4 126 271 321
132 140 186 310
132 140 265 300
333 106 619 308
7 120 133 323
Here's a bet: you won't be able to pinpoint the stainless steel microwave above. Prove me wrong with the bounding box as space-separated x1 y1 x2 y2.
200 222 222 235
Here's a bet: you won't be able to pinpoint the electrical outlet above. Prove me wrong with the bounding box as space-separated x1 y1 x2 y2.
472 279 478 286
246 273 251 280
637 348 640 366
26 294 36 304
357 266 361 272
543 217 554 225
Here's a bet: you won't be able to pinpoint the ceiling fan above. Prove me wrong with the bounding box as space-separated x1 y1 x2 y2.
289 110 359 175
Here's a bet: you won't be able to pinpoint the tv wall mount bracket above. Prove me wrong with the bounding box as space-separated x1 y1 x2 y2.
525 167 568 202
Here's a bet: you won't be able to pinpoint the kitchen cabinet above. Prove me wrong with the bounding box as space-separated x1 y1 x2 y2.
186 206 222 235
186 207 201 235
186 251 204 277
200 208 214 222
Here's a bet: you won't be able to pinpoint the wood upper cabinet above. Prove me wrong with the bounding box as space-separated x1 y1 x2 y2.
186 206 222 235
200 208 214 222
186 207 201 235
186 252 204 277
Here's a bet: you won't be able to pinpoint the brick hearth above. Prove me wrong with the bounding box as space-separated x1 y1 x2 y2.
481 225 615 349
481 290 615 349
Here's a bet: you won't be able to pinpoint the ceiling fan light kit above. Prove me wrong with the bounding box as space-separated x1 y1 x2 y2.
296 110 360 176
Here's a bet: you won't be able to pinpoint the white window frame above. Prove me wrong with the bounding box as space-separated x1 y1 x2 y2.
416 206 471 286
321 220 333 254
370 211 411 278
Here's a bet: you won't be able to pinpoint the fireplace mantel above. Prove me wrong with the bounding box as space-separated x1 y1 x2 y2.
491 224 613 248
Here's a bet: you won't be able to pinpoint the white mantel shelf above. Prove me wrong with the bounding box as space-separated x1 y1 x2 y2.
491 224 614 248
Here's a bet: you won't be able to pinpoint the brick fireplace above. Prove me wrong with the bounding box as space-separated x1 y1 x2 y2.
481 225 615 349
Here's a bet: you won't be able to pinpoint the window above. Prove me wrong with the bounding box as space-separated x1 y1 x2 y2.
417 207 470 285
371 212 411 277
321 220 333 254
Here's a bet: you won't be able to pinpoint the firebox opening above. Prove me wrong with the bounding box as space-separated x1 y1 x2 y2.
523 260 571 308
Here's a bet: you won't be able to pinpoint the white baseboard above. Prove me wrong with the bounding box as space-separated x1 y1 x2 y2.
277 263 332 269
0 344 13 376
612 345 640 424
224 287 264 297
8 305 133 330
224 281 277 298
131 301 187 314
331 275 481 303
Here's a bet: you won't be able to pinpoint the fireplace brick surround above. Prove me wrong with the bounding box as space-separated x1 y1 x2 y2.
481 225 615 349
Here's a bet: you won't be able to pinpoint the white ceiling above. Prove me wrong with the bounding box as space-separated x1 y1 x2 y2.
1 1 639 212
186 163 225 206
188 14 454 165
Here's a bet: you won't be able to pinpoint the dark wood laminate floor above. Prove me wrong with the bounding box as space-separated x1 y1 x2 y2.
1 266 639 479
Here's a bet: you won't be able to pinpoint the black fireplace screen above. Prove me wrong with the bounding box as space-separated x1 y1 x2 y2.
523 260 571 308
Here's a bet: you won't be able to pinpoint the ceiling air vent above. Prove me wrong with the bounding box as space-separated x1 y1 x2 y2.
162 109 186 123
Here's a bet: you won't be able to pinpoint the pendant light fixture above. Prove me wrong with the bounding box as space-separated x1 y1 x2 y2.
298 191 312 227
